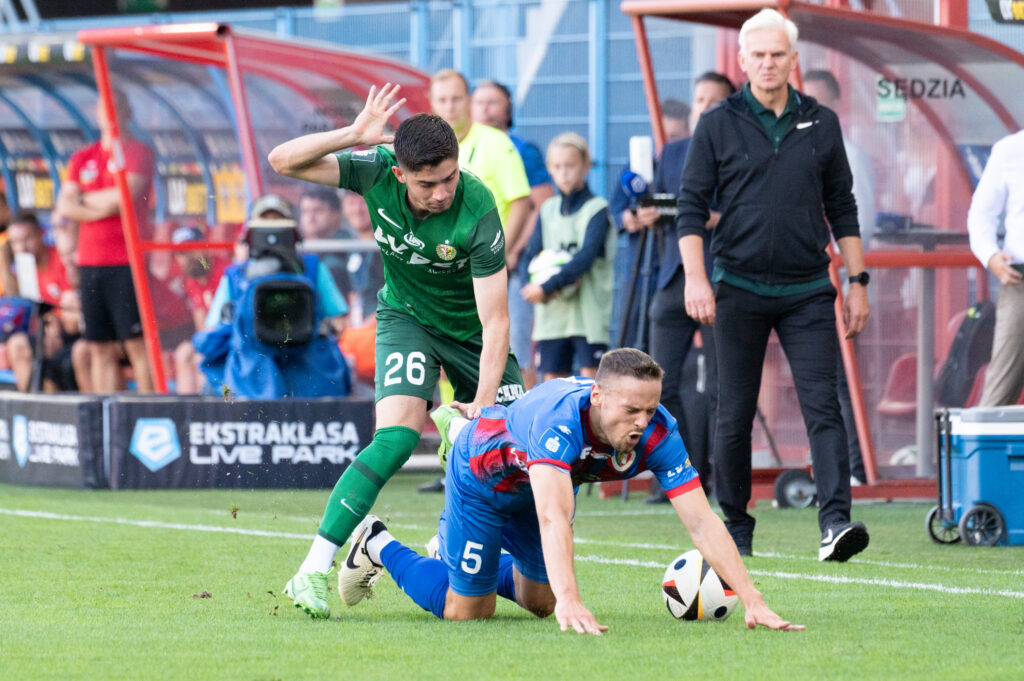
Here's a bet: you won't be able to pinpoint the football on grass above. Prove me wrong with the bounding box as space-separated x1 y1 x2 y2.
662 549 738 621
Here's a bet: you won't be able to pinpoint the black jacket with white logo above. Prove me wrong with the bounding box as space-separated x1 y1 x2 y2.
675 89 859 286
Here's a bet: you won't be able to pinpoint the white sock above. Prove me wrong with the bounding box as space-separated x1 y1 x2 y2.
449 415 470 442
299 535 340 574
365 529 396 564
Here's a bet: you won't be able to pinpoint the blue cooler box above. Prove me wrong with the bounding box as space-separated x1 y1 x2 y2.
931 407 1024 546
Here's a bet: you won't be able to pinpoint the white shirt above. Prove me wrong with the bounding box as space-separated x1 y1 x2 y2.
968 129 1024 268
845 135 876 248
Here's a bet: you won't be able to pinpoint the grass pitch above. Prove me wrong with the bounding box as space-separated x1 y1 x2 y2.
2 475 1022 681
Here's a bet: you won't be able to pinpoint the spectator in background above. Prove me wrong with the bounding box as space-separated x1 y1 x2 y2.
300 186 355 301
677 10 869 561
430 70 531 278
802 71 876 248
0 189 9 295
2 210 80 392
968 128 1024 407
472 79 554 389
522 133 615 381
56 87 155 393
646 72 735 502
168 224 229 394
340 190 384 324
0 189 9 230
802 69 875 485
608 98 691 351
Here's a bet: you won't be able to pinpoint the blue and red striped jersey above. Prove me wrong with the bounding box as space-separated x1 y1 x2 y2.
451 377 700 504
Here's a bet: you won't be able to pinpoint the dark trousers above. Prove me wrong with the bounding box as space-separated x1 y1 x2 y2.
649 269 717 491
713 283 851 540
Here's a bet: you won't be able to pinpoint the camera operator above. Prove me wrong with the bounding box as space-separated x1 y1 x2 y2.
646 73 735 502
194 196 351 399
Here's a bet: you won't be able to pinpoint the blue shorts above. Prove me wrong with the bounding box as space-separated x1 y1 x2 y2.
536 337 607 375
439 459 550 597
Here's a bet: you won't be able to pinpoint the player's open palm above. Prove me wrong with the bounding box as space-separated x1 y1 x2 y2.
555 598 608 636
744 601 805 631
352 83 407 146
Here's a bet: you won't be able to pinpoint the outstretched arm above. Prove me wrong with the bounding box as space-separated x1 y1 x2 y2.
465 268 511 418
530 464 608 636
670 489 804 631
268 83 407 187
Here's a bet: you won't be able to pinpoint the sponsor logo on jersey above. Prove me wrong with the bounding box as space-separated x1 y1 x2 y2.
436 243 457 261
376 207 402 229
539 428 571 457
80 160 99 185
403 232 425 249
351 149 378 162
496 384 525 403
374 226 407 254
489 230 503 254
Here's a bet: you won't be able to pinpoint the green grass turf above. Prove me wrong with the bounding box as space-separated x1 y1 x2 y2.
2 475 1023 681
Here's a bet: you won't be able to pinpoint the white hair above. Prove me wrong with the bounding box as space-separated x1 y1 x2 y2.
738 9 798 52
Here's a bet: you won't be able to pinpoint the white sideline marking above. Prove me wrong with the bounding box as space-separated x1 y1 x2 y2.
0 507 315 540
574 555 1024 600
6 507 1022 598
754 551 1024 578
200 509 1024 577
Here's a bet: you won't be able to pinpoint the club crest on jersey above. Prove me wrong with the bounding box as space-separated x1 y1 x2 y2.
436 244 457 261
611 449 636 472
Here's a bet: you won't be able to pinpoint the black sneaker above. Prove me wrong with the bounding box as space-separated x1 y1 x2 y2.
417 476 445 493
819 521 869 562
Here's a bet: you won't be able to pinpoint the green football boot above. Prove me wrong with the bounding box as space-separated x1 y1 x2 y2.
429 404 461 467
283 570 331 619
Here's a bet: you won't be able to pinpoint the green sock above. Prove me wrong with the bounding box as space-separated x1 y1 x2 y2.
317 425 420 545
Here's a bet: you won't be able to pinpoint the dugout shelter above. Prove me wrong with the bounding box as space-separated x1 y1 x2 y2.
621 0 1024 494
0 23 431 393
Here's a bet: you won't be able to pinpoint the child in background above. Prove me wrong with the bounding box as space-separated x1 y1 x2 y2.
521 133 616 381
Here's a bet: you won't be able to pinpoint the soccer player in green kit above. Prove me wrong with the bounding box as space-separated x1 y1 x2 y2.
269 83 524 618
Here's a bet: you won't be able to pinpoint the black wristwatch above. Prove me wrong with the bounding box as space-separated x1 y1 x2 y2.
848 271 870 286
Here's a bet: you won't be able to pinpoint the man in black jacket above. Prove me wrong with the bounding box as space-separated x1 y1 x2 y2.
676 8 870 561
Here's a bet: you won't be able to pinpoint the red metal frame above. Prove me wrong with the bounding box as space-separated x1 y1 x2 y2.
90 45 168 393
77 23 431 394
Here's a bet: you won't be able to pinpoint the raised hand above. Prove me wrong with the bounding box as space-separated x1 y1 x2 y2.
350 83 407 147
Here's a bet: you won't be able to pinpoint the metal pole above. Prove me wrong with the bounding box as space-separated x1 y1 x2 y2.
90 45 168 393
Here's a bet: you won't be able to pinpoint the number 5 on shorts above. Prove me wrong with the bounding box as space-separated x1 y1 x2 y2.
460 541 483 574
383 351 426 386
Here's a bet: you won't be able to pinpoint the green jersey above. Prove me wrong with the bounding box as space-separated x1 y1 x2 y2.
336 146 506 340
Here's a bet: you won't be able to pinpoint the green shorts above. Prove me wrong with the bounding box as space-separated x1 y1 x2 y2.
374 303 524 405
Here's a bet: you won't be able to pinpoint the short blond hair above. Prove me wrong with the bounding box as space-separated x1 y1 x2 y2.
430 69 469 95
546 132 591 167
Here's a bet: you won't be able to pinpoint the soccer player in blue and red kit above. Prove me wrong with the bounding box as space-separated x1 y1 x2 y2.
337 348 803 634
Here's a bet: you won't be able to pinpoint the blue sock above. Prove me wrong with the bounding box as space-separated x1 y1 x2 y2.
380 541 449 619
496 554 516 603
